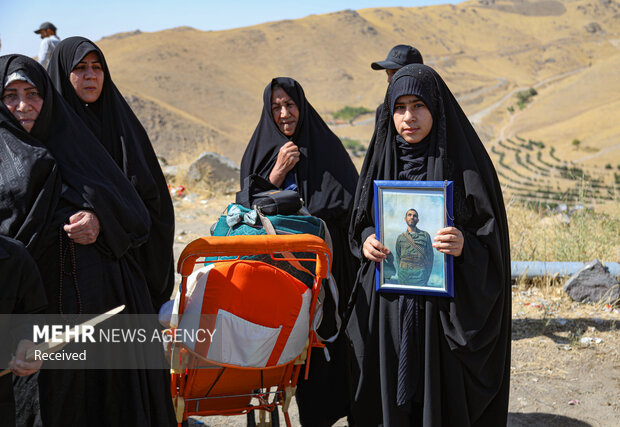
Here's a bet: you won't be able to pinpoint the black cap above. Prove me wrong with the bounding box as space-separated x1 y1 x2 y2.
371 44 423 70
34 22 57 34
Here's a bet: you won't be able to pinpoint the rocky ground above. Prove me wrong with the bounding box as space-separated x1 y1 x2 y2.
172 193 619 427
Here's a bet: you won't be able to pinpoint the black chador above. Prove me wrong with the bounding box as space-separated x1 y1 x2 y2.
347 64 511 426
47 37 175 311
241 77 359 426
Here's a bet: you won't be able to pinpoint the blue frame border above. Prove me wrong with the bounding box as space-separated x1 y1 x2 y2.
374 180 454 297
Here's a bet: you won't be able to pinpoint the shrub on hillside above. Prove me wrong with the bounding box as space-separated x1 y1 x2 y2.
342 137 366 157
528 139 545 149
333 106 372 123
549 147 562 163
516 87 538 109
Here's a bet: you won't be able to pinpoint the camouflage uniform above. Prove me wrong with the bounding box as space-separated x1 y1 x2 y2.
395 229 434 286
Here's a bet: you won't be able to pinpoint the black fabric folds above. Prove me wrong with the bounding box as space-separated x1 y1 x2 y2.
347 64 511 426
240 77 359 426
0 237 46 427
47 36 175 310
0 55 176 427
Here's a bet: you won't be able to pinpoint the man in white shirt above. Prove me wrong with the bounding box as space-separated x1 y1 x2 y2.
34 22 60 69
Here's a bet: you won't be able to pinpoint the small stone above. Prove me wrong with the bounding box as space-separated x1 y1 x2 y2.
579 336 602 346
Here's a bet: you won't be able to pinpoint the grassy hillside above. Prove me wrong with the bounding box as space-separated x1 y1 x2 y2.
95 0 619 208
505 53 620 166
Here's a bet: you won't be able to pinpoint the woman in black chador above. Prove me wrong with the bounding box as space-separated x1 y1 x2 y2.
47 37 175 311
347 64 511 426
0 55 176 426
241 77 359 426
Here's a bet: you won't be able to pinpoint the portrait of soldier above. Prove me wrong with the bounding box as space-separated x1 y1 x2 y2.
395 208 434 286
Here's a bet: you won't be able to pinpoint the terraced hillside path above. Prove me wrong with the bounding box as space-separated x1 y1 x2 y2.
470 66 588 131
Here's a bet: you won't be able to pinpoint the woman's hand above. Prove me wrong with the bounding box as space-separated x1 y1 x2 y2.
433 227 464 257
64 210 100 245
269 141 300 187
9 339 42 377
363 233 390 262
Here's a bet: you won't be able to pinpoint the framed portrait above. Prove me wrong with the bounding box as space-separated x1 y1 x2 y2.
374 180 454 297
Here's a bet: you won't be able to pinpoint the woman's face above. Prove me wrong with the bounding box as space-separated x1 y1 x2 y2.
70 52 104 103
2 80 43 133
271 87 299 137
393 95 433 144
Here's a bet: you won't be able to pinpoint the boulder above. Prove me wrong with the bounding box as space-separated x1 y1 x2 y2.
563 259 619 304
187 151 240 183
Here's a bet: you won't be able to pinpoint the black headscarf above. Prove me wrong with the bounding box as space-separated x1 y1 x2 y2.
47 37 175 309
0 54 150 260
347 64 511 426
240 77 358 220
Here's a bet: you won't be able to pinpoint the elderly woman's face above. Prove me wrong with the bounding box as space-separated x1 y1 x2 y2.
2 80 43 133
393 95 433 144
271 87 299 137
70 52 104 103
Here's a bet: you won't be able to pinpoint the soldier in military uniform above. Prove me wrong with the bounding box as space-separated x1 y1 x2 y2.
395 209 434 286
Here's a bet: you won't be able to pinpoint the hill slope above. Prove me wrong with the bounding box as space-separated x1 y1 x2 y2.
96 0 619 206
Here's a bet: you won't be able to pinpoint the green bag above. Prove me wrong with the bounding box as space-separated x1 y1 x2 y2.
209 203 340 344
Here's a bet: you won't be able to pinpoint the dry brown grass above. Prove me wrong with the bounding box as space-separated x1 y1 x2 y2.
506 202 620 262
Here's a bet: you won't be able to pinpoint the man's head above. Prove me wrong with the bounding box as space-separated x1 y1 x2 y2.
371 44 424 83
34 22 57 39
405 209 419 229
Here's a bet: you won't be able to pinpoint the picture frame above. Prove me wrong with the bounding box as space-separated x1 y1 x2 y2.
374 180 454 297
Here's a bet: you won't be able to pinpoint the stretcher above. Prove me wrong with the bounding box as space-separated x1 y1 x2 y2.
168 234 331 426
